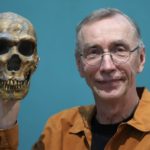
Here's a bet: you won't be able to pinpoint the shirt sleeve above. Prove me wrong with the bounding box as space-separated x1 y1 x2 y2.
0 124 18 150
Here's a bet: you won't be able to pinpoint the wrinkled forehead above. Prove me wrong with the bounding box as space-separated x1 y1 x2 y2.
0 13 36 41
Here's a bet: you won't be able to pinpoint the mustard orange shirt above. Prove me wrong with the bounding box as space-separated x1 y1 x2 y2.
1 87 150 150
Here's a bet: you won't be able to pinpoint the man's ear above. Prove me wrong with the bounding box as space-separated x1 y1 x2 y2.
137 47 145 73
75 53 85 77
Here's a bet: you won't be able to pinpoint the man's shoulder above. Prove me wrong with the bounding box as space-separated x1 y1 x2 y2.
45 105 95 129
48 104 95 121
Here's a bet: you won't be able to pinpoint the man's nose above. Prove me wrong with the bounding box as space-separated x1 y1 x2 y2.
99 53 116 72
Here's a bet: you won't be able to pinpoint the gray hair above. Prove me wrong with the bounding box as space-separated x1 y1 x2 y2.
75 8 143 54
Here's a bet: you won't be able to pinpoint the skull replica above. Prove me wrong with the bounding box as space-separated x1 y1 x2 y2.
0 12 39 101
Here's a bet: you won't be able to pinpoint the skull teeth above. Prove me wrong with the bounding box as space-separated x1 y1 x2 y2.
0 79 28 91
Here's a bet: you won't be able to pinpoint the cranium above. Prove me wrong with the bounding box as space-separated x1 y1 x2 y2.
0 12 39 101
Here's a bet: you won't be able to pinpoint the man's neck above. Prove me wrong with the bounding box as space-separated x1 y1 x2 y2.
95 88 139 124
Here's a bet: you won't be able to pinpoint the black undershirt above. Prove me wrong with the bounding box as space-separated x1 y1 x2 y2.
91 115 133 150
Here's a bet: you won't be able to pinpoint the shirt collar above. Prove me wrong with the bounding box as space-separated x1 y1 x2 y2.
69 105 95 134
128 87 150 132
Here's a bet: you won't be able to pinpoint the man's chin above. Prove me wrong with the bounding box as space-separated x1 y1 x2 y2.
93 86 126 101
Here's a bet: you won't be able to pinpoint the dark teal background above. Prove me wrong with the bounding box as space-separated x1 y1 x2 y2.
0 1 150 149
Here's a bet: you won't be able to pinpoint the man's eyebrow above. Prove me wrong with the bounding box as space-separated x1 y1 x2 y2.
110 40 129 47
82 40 130 51
83 43 101 50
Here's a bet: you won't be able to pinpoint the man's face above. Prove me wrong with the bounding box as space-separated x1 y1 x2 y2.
77 15 145 101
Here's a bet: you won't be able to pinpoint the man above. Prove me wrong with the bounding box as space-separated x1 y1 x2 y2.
0 8 150 150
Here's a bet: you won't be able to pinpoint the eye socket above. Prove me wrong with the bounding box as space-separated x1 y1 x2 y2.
18 40 36 56
0 39 11 55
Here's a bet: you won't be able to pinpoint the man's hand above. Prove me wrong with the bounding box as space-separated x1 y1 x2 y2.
0 100 20 129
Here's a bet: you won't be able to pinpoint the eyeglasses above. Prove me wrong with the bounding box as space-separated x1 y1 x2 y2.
80 45 140 67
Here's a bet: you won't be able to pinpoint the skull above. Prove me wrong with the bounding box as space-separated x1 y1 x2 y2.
0 12 39 101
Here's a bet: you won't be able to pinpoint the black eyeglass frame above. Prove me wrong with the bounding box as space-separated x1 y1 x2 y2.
79 45 140 67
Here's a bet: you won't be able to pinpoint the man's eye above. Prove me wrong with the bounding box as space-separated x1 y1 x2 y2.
82 47 101 60
113 46 127 53
0 40 11 55
112 46 129 57
86 47 101 55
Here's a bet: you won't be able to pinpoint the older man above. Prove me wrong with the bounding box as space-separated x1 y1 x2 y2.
0 8 150 150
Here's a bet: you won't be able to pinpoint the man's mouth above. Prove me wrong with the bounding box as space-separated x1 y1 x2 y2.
95 77 125 86
98 78 123 83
